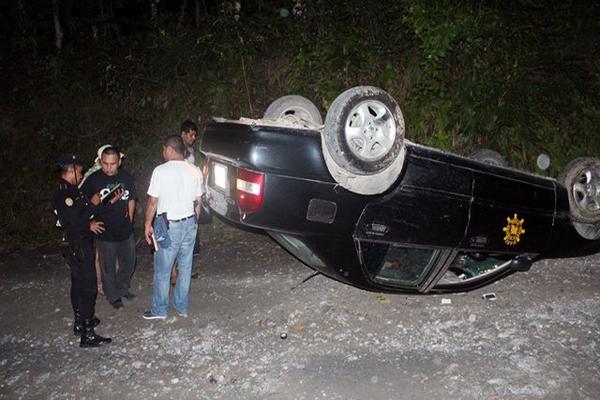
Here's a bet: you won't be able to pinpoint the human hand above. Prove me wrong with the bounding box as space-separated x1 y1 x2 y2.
90 193 101 206
108 188 125 204
144 224 154 245
89 220 105 235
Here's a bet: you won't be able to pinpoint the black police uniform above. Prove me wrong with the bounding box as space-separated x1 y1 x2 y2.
53 178 98 321
53 167 111 348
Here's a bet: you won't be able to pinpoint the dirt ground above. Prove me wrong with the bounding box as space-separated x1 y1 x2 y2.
1 225 599 400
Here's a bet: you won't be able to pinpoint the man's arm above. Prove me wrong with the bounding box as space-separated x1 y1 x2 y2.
81 177 101 206
194 167 203 220
144 196 158 245
128 199 136 223
128 175 138 223
194 195 202 220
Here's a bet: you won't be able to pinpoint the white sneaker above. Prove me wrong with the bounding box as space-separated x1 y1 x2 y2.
142 311 166 320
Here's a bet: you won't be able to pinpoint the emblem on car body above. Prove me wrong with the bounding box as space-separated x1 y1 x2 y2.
503 213 525 245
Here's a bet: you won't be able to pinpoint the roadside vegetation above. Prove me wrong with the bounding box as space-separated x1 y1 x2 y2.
1 0 598 251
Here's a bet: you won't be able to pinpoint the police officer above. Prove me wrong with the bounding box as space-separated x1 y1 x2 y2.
52 154 112 348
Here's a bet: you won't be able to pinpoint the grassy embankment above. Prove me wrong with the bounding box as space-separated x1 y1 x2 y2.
1 2 598 251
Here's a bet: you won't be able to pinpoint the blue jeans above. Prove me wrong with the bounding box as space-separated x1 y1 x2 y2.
150 217 197 316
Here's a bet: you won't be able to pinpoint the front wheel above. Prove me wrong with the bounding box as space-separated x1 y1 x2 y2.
322 86 405 195
558 157 600 224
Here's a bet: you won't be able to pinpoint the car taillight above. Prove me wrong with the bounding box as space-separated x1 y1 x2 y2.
236 169 264 213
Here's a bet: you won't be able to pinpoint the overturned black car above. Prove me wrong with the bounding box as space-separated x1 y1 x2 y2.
200 86 600 294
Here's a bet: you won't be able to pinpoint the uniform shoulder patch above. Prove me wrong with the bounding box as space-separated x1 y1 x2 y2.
65 197 74 207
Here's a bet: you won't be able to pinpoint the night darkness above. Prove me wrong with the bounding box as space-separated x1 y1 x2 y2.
0 0 599 248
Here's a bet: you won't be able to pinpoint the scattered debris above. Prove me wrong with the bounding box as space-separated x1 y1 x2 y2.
377 294 390 304
289 323 305 332
280 333 287 339
290 271 320 291
482 292 497 300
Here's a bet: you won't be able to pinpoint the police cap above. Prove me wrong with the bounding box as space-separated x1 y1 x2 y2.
57 154 83 167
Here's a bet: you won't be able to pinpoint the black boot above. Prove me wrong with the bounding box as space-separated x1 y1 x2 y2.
74 310 100 336
79 320 112 348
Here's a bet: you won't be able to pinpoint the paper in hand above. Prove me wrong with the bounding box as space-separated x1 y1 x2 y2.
150 233 159 252
100 182 123 203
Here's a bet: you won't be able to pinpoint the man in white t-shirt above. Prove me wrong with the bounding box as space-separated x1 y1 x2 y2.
170 119 201 285
142 135 203 319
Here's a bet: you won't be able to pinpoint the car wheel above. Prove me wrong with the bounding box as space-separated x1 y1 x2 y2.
322 86 406 195
469 148 507 167
558 157 600 224
572 222 600 240
264 95 323 125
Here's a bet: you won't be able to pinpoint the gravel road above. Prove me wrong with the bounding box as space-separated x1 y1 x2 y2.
1 225 599 399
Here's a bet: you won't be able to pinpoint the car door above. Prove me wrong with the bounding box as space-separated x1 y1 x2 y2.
352 147 472 292
461 170 556 253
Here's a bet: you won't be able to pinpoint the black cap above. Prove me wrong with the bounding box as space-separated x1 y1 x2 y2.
57 154 83 167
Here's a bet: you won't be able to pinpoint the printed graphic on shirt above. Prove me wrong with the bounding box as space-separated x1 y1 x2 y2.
80 170 137 242
99 182 130 201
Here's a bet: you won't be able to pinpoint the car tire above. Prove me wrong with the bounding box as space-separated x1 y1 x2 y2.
558 157 600 225
572 222 600 240
264 95 323 125
469 148 507 167
322 86 406 195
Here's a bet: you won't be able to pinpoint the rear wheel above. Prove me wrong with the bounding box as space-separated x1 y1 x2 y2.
264 95 322 126
322 86 405 195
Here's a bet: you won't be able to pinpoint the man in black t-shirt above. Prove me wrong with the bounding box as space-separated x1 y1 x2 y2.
82 146 137 309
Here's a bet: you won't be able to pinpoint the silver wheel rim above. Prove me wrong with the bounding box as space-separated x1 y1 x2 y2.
572 168 600 215
344 100 396 162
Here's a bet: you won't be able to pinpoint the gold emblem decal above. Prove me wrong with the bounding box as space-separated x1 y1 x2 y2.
65 197 74 207
503 213 525 245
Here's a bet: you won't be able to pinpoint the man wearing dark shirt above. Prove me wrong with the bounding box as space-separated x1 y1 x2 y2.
82 146 137 309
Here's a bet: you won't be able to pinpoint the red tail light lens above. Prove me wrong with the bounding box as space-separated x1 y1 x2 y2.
236 169 264 213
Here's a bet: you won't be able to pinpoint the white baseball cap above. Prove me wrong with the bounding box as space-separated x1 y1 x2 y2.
95 144 125 162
